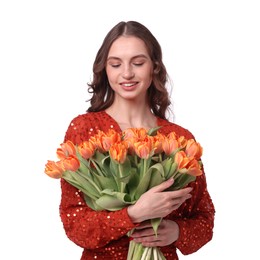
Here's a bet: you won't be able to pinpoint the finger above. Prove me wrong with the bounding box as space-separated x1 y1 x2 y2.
169 187 193 199
132 233 160 242
134 222 152 230
148 178 174 193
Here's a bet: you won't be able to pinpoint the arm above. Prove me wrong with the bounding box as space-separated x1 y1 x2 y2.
59 114 137 249
172 165 215 255
126 165 215 254
59 179 136 249
159 123 215 254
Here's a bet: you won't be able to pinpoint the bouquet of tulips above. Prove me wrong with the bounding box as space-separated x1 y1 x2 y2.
45 127 203 260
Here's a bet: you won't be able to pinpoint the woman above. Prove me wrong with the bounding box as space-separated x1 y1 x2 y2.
60 21 215 259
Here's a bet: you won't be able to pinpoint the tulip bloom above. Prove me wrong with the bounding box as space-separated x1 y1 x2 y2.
57 140 76 160
186 158 203 176
44 160 64 179
175 151 203 176
78 140 96 160
175 151 190 169
101 129 121 151
162 137 179 155
123 127 147 140
177 136 187 148
185 139 203 159
62 155 80 171
133 137 154 159
110 142 128 164
153 133 165 154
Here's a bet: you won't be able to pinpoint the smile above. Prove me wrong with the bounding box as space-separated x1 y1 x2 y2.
121 82 138 87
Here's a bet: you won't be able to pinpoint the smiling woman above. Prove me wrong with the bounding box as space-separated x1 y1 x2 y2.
56 21 215 260
105 36 154 125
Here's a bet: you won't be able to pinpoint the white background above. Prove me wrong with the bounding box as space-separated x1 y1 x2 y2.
1 0 260 259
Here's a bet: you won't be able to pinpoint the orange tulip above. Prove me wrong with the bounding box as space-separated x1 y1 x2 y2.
175 151 203 176
133 137 154 159
57 140 76 160
167 131 177 140
90 129 121 152
186 158 203 176
153 133 165 154
101 129 121 151
123 127 147 141
62 155 80 171
78 140 96 160
44 160 64 179
175 151 190 169
162 137 179 155
110 142 128 164
185 139 203 159
122 137 136 156
89 132 104 152
177 136 187 148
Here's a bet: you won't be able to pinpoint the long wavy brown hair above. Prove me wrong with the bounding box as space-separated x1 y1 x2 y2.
87 21 171 119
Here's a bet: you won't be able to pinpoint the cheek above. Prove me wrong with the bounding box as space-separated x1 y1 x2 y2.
143 68 153 85
106 67 120 82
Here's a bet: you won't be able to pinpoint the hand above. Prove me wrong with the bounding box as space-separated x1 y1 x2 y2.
127 178 192 223
130 219 180 247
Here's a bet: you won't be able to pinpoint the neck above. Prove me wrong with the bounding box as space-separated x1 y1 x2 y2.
105 100 157 131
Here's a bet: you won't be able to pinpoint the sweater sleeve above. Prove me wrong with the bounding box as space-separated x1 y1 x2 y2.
159 121 215 255
172 163 215 255
60 179 136 249
59 114 137 249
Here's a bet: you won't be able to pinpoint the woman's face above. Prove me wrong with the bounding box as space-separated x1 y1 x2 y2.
106 36 153 102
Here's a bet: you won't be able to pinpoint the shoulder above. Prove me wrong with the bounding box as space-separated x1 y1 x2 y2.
157 117 195 139
64 111 112 144
68 112 103 127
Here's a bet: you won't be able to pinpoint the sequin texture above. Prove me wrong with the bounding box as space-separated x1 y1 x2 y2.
59 111 215 259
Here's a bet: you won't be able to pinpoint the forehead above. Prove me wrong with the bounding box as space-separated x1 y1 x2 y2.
108 36 149 58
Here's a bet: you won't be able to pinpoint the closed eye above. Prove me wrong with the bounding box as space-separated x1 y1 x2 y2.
133 62 144 66
110 64 121 68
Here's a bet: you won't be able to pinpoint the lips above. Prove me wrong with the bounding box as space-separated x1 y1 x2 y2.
120 81 138 87
120 82 139 91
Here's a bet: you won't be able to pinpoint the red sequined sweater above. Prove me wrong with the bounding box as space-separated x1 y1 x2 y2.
59 111 215 259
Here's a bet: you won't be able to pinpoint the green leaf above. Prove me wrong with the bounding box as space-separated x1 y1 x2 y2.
171 173 196 190
101 189 132 202
133 167 154 200
151 217 162 236
95 190 134 211
101 155 113 176
109 158 119 178
126 168 139 200
63 171 100 199
91 151 112 176
93 174 117 190
148 167 165 189
83 194 103 211
147 126 162 136
161 159 178 179
116 174 132 184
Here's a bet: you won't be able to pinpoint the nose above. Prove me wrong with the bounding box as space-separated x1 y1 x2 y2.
122 65 134 79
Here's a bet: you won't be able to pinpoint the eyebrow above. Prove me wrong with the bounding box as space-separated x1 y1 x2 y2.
107 54 149 61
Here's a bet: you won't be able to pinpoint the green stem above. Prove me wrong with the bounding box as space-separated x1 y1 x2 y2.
118 164 126 192
141 158 150 179
134 155 138 167
90 160 105 176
